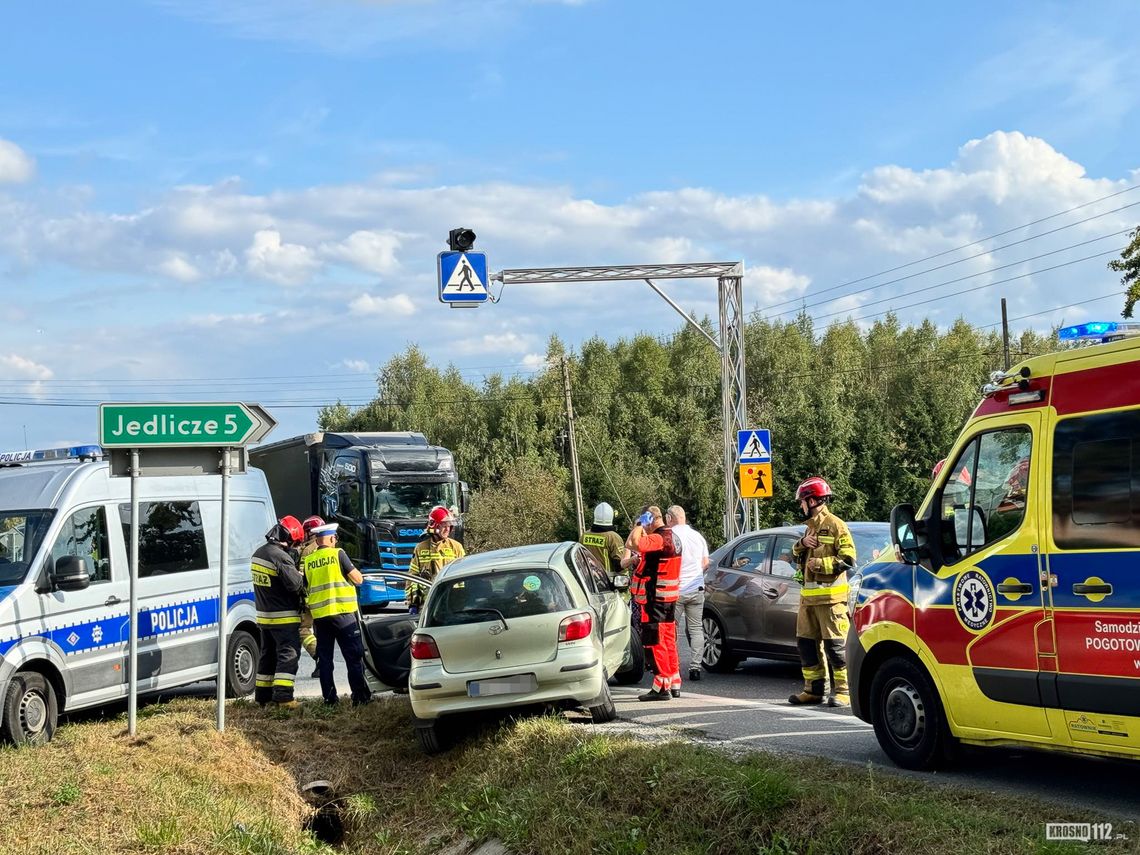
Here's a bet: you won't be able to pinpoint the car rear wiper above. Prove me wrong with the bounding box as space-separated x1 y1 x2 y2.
455 607 509 631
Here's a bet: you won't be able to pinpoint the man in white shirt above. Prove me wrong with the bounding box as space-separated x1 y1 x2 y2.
666 505 709 682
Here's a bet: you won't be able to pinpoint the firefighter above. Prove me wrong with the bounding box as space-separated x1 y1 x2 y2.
628 508 682 701
580 502 625 580
303 522 372 706
790 477 856 707
407 506 465 614
251 515 306 707
298 515 325 678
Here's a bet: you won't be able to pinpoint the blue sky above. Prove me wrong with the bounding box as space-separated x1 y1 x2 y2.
1 0 1138 451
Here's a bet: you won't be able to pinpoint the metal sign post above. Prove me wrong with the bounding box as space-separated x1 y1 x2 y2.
101 403 276 737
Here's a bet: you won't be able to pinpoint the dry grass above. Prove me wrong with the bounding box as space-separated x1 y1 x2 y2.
0 697 1133 855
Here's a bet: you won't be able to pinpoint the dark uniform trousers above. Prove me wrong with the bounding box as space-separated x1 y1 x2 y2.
255 624 301 704
314 613 372 705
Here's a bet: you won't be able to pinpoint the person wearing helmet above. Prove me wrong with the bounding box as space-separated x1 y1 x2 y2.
580 502 625 582
297 515 326 677
407 506 465 614
789 477 856 707
251 515 306 707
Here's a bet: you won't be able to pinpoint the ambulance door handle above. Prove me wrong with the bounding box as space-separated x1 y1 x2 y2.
997 582 1032 595
1073 583 1112 596
104 595 122 607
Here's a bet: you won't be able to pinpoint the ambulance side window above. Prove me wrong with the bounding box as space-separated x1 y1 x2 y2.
50 507 111 584
1052 410 1140 549
939 427 1032 562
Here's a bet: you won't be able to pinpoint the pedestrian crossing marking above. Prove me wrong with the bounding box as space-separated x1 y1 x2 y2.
441 253 487 295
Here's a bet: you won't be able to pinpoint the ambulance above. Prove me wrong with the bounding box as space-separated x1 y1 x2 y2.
850 321 1140 769
0 445 273 744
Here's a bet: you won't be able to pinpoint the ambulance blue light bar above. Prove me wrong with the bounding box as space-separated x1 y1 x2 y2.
1058 321 1140 342
0 445 104 464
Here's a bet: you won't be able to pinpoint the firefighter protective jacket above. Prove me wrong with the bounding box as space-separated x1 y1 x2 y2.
791 506 856 606
251 540 304 625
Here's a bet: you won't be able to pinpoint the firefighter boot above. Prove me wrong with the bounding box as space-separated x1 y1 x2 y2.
788 679 825 705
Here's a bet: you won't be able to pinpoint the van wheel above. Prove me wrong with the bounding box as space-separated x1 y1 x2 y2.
702 614 741 673
589 682 617 723
2 671 58 745
225 630 259 698
613 631 645 685
869 657 952 771
416 722 446 755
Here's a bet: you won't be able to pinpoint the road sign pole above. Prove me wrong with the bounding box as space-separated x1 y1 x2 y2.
127 449 140 737
216 447 232 732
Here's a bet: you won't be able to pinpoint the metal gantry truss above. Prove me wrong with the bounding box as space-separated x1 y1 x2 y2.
492 261 749 541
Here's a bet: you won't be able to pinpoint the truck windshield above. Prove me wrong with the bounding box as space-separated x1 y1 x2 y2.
0 510 55 586
370 483 457 520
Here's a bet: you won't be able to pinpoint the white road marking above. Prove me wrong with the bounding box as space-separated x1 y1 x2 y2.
724 728 875 742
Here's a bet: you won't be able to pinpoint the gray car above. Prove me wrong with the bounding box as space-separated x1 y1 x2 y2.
701 522 890 672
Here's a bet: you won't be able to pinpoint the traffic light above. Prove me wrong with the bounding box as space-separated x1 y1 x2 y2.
447 228 476 252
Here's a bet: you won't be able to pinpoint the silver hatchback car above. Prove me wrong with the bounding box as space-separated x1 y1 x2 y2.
406 542 643 753
701 522 890 672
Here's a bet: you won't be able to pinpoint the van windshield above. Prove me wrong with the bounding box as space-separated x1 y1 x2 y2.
0 510 56 586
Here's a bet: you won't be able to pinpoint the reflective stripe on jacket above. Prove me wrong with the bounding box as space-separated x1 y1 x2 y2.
407 536 465 608
631 528 682 606
303 546 358 619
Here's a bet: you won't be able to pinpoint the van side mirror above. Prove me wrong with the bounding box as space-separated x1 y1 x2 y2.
890 504 922 565
459 481 470 514
52 555 91 592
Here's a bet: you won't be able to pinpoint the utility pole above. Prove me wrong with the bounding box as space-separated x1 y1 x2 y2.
1001 298 1011 371
561 357 586 536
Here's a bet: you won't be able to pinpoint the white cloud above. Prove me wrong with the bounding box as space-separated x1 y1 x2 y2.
521 353 550 370
320 229 402 275
348 292 415 317
245 228 320 285
745 266 811 306
155 254 201 282
454 332 533 355
187 312 269 328
340 358 371 373
0 139 35 183
0 353 53 380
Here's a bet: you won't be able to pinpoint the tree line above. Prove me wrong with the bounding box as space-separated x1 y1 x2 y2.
319 312 1059 552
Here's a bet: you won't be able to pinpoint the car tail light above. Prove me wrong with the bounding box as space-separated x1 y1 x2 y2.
558 612 592 642
410 634 441 660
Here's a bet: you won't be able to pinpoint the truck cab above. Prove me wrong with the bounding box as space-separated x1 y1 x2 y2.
850 322 1140 769
251 432 468 608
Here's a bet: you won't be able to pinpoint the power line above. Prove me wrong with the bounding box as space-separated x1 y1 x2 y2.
976 290 1127 330
807 236 1129 324
765 220 1137 320
759 183 1140 314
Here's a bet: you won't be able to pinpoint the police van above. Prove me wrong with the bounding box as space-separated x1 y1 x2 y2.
850 321 1140 769
0 445 273 744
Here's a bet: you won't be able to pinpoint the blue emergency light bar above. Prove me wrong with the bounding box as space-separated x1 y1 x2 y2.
0 445 104 465
1058 321 1140 342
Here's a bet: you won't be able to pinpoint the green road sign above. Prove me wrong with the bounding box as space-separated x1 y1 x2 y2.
99 402 276 448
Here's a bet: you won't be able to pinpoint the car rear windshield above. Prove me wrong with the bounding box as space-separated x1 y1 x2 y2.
423 569 574 626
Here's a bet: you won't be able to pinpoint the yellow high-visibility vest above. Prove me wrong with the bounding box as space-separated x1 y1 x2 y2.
303 547 358 619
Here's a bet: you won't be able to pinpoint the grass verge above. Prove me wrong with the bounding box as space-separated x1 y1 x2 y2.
0 697 1133 854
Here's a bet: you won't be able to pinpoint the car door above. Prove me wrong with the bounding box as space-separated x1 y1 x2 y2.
571 545 629 674
762 534 802 649
710 534 773 646
38 504 129 709
1047 406 1140 750
920 415 1051 738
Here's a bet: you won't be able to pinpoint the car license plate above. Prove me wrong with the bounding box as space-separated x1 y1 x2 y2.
467 674 537 698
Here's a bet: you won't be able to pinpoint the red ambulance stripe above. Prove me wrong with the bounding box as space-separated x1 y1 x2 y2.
1052 360 1140 416
968 611 1040 671
973 378 1051 418
855 591 913 635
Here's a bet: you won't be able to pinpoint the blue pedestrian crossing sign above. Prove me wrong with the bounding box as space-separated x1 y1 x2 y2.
438 251 490 306
737 429 771 463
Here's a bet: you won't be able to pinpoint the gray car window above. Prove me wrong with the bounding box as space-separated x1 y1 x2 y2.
730 536 771 572
771 535 799 579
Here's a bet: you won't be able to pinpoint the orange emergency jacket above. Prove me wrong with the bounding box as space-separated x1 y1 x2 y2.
631 528 682 606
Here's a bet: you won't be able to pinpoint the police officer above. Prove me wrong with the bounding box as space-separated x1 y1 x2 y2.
251 515 306 707
580 502 625 579
302 522 372 706
407 506 465 614
298 515 325 677
789 477 856 707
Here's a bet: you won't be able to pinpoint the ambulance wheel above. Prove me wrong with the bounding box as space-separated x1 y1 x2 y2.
1 671 58 745
701 614 741 673
869 657 950 771
225 630 259 698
